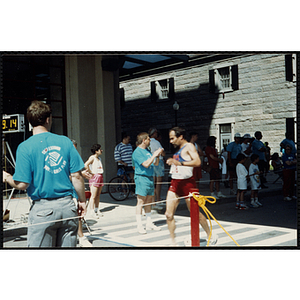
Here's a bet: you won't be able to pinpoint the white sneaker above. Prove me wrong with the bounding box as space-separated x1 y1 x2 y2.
211 192 219 199
137 226 147 234
284 197 292 201
255 199 263 206
217 191 226 198
95 210 103 218
250 200 259 208
79 236 93 247
146 222 161 231
208 234 218 246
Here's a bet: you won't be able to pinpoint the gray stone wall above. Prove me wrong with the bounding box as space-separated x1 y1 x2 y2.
120 53 296 155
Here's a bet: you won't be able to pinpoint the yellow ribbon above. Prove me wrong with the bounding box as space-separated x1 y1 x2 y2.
191 193 240 247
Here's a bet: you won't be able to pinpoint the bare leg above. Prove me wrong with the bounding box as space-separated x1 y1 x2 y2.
185 199 210 237
209 180 214 193
165 190 180 244
136 195 146 233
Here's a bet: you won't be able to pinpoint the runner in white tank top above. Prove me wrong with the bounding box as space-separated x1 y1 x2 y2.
165 127 218 246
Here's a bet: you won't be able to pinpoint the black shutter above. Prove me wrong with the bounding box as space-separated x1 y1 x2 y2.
285 54 293 82
168 77 175 101
209 69 215 93
150 81 157 102
286 118 295 141
231 65 239 90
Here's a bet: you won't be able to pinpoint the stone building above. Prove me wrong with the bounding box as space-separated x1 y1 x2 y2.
119 53 297 155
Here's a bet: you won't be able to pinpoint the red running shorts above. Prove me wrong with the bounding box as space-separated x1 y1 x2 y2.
168 177 196 198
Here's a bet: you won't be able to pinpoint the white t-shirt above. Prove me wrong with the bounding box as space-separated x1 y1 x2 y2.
149 138 163 160
236 163 248 190
249 163 261 190
241 143 251 157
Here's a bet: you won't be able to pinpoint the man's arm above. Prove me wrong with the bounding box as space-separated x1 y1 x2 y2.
142 148 163 168
209 153 223 163
185 143 201 167
3 171 29 190
71 171 87 216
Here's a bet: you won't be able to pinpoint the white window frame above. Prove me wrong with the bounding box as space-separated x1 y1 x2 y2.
157 79 169 100
214 118 236 153
214 65 234 93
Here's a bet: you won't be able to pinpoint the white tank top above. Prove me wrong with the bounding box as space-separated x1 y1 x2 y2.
90 157 103 174
169 145 193 179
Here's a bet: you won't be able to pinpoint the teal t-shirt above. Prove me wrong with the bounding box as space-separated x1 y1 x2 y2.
13 132 84 201
132 147 154 177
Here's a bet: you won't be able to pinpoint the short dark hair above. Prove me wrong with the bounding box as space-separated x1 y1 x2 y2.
254 131 262 138
27 100 52 127
207 136 216 147
250 153 259 162
237 153 246 162
170 127 186 140
91 144 101 154
122 132 129 140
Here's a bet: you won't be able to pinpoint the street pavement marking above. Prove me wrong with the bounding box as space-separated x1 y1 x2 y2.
88 214 297 248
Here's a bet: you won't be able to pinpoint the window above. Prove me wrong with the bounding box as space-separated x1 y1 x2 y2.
285 54 297 82
151 77 174 102
209 65 238 93
158 79 168 99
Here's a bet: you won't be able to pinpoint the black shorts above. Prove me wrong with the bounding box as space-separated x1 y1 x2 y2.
210 168 221 180
227 159 238 173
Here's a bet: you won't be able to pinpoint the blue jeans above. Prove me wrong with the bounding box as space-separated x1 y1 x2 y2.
27 196 78 247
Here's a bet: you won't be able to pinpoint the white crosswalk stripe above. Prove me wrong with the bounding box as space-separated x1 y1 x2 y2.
87 211 297 247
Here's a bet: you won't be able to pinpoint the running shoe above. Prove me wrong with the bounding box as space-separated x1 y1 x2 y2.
211 192 219 199
79 236 93 247
209 234 218 246
217 191 226 198
137 226 147 234
255 199 263 206
146 222 161 231
239 203 248 210
95 210 103 218
235 202 240 209
250 200 259 208
284 197 292 201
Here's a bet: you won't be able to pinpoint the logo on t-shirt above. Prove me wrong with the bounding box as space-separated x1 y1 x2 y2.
42 146 67 174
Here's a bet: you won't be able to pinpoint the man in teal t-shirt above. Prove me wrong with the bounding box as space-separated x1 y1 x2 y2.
3 101 87 247
132 132 163 234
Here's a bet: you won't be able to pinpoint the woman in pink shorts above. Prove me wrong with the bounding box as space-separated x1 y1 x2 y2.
84 144 104 218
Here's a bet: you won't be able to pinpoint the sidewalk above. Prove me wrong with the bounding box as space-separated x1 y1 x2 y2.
2 171 284 248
